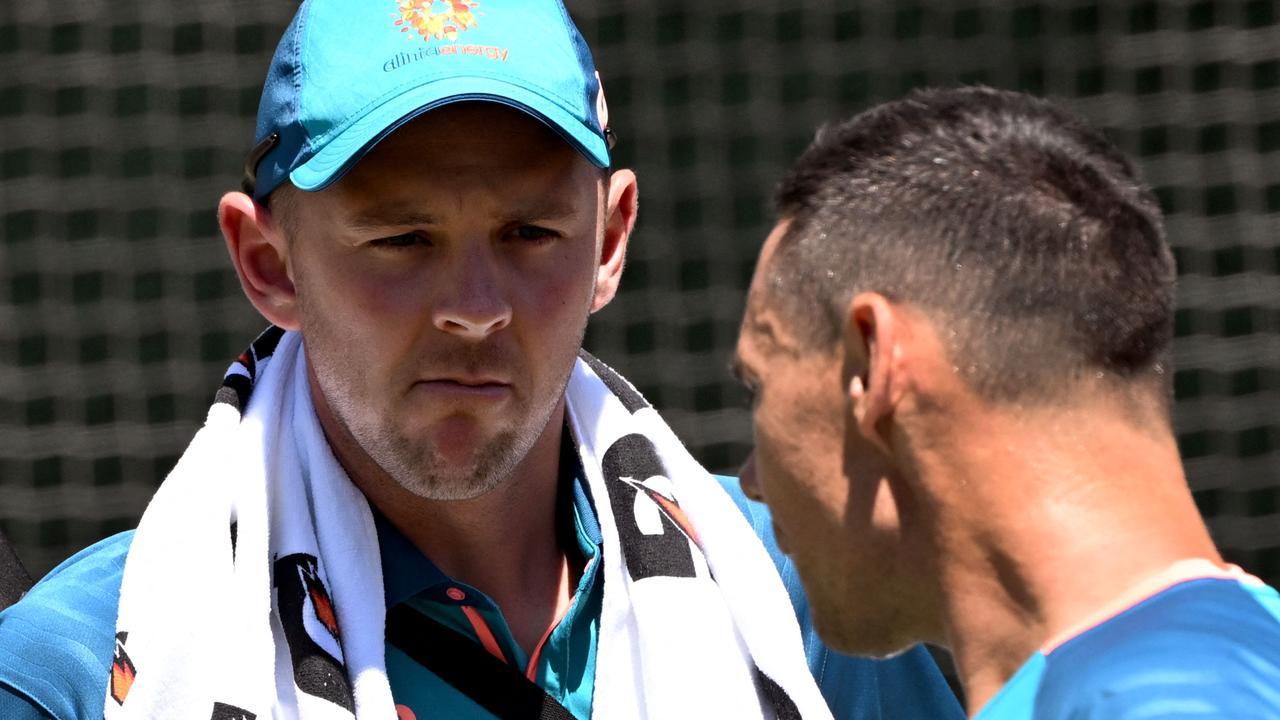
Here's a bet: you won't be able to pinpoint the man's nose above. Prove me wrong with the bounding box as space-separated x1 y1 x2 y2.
738 452 765 503
432 248 513 340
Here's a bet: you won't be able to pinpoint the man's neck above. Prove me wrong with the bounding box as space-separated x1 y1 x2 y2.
387 408 580 655
915 406 1221 716
319 388 581 657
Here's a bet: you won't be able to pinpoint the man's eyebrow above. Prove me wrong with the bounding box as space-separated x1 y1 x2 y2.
345 200 583 231
346 206 439 231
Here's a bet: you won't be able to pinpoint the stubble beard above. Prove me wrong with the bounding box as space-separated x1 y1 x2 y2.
312 338 580 503
318 367 572 502
798 545 924 659
356 387 562 502
365 428 524 501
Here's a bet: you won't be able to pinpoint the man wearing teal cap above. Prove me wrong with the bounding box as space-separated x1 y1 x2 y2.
0 2 962 718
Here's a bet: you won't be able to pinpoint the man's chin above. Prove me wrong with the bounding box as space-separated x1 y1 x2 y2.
390 457 509 502
826 635 919 660
814 610 921 659
378 428 529 502
377 389 562 502
422 416 504 464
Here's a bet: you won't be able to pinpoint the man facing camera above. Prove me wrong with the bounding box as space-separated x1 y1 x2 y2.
735 87 1280 718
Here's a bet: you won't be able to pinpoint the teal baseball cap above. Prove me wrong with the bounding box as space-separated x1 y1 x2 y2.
242 0 613 202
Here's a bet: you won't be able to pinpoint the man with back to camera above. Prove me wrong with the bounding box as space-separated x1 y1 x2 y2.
0 2 965 718
734 85 1280 718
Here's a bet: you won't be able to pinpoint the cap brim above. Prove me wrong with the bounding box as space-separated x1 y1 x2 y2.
290 76 610 192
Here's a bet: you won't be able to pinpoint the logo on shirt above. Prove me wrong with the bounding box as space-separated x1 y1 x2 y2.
394 0 481 43
109 631 136 705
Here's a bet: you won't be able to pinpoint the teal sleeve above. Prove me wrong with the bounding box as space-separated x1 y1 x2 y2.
714 475 965 720
0 532 133 720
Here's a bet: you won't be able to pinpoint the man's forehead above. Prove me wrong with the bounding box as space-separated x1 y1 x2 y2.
739 218 804 364
340 195 587 229
743 220 792 323
300 108 599 214
748 218 791 294
365 106 581 173
737 284 788 377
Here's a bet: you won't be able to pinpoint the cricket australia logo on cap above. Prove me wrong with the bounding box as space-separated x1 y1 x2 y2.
385 0 510 71
595 71 610 132
394 0 481 43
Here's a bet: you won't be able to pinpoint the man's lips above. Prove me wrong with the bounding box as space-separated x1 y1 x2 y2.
426 374 509 386
412 378 512 401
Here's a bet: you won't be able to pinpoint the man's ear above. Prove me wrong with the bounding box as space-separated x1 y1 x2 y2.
843 292 902 453
591 168 638 313
218 191 300 330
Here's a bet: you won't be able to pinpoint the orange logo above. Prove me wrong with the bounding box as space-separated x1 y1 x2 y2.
109 632 136 705
394 1 481 43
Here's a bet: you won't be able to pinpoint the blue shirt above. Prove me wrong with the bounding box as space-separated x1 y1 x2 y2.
0 475 962 719
379 468 604 719
976 575 1280 719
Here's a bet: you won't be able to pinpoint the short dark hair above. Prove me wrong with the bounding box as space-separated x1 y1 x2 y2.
264 182 297 238
769 86 1175 404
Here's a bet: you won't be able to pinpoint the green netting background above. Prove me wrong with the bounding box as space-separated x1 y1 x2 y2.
1 1 1278 582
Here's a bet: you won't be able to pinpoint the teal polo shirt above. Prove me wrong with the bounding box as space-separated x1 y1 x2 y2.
973 575 1280 719
378 470 603 720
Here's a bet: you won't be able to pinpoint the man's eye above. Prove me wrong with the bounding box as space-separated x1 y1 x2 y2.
370 232 428 249
511 225 558 243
